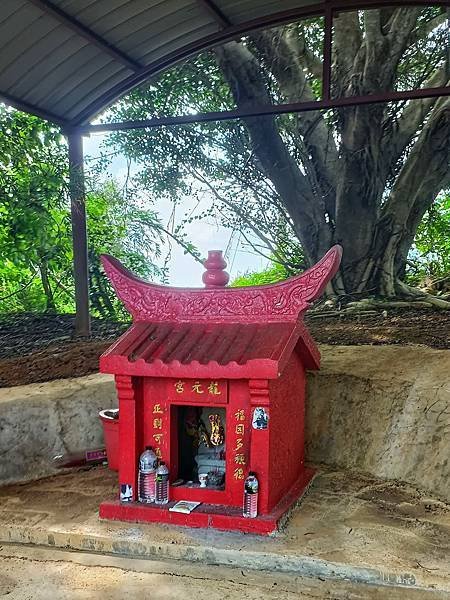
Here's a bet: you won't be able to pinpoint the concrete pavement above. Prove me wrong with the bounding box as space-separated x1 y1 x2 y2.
0 544 448 600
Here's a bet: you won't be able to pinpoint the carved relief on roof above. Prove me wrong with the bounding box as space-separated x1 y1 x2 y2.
102 245 342 323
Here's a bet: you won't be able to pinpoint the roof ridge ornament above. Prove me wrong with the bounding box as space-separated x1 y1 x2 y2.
202 250 230 288
100 245 342 324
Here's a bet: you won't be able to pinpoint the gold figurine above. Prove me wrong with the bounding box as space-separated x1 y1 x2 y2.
209 414 225 446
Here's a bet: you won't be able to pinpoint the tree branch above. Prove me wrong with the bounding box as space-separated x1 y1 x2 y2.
385 8 422 53
0 270 38 302
215 41 332 262
291 28 323 80
407 11 448 47
379 93 450 278
342 8 421 96
188 166 286 262
382 65 448 171
382 93 450 222
250 29 338 218
332 11 362 97
151 222 204 265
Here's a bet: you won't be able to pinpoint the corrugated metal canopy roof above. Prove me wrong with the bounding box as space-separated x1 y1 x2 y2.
0 0 325 126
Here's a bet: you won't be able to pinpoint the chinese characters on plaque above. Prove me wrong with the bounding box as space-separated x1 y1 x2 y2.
152 403 164 459
173 379 224 398
233 408 247 480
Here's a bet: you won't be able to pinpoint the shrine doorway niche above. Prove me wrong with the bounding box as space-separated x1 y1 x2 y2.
172 405 226 491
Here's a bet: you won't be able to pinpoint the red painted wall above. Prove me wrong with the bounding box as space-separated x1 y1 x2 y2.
136 377 252 507
117 362 306 512
268 353 306 510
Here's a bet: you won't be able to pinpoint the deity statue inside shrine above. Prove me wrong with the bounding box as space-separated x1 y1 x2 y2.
182 406 226 488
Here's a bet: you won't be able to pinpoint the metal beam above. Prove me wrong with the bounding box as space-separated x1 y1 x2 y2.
70 0 449 126
322 3 333 101
75 85 450 135
331 0 450 12
67 133 91 338
0 91 68 126
196 0 232 27
27 0 142 72
70 3 326 125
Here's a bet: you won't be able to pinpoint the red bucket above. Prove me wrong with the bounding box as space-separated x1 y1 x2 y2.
99 409 119 471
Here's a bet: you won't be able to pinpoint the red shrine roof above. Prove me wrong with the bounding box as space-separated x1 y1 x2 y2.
100 319 319 379
100 245 342 379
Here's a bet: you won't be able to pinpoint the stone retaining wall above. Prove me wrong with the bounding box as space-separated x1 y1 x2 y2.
306 345 450 501
0 374 116 484
1 345 449 500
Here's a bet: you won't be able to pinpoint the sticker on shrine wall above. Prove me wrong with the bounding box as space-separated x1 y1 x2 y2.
120 483 133 502
252 407 269 430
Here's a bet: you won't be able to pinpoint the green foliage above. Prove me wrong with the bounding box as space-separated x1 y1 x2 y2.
231 261 290 287
231 237 306 287
85 181 165 319
0 106 164 318
407 192 450 284
0 105 69 312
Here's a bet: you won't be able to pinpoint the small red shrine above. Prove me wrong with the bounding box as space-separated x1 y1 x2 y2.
99 245 342 534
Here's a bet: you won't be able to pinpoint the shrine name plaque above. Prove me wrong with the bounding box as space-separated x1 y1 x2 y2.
166 379 228 404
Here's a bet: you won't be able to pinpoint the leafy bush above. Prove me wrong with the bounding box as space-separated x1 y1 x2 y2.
407 192 450 286
0 107 163 318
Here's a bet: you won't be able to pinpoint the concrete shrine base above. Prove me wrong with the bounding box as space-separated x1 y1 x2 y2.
1 466 449 595
100 468 315 535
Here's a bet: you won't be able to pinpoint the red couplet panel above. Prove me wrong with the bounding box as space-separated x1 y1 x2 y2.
116 375 143 503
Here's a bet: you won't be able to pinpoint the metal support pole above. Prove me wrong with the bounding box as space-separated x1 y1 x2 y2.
68 132 91 337
322 3 333 101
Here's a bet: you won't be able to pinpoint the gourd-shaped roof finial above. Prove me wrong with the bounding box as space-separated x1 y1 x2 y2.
202 250 230 288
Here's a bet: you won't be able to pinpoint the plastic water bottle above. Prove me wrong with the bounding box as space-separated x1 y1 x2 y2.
243 472 259 518
138 446 157 503
155 461 170 505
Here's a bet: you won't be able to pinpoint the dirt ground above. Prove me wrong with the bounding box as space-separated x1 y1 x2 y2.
0 546 446 600
0 467 449 598
0 309 448 387
0 314 126 387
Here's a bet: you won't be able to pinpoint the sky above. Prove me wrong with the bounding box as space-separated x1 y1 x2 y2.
83 133 267 287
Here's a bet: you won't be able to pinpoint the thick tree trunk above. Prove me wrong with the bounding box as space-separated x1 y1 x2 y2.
334 125 385 294
215 42 334 264
365 95 450 297
212 9 448 300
